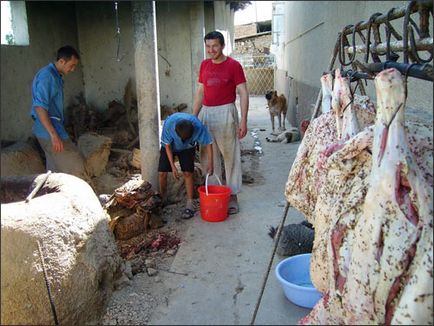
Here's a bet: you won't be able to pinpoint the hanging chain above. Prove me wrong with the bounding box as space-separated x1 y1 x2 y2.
114 1 122 62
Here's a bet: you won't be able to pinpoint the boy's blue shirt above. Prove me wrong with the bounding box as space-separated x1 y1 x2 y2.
30 63 69 140
161 112 212 152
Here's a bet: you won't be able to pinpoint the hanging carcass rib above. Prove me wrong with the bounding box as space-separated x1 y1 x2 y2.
342 68 433 324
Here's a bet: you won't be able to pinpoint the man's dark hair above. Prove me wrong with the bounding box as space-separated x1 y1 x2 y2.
175 119 194 141
56 45 80 61
204 31 225 46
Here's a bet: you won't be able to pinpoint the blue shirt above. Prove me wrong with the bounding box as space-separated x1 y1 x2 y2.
31 63 69 140
161 112 212 152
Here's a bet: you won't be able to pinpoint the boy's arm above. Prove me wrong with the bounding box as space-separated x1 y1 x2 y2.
35 107 64 152
165 144 179 179
206 143 213 176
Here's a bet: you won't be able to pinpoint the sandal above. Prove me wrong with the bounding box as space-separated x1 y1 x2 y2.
228 199 239 215
181 208 195 219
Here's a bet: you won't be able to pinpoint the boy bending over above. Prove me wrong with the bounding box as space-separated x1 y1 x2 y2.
159 112 213 219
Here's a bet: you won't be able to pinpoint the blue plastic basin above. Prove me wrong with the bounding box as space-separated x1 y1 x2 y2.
275 253 322 309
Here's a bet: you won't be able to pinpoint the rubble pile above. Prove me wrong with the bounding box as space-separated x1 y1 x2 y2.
119 230 181 260
104 174 164 241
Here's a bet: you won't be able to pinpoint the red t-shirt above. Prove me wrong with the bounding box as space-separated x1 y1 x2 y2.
199 56 246 106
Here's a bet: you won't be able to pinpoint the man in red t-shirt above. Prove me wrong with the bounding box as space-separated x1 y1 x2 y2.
192 31 249 215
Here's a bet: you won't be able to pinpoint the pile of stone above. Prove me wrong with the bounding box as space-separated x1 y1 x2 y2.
104 174 164 241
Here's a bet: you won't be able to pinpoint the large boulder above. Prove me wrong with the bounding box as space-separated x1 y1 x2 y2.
1 173 125 325
1 139 45 177
78 132 113 177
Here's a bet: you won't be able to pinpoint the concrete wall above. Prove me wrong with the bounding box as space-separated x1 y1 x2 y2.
1 1 235 141
76 1 205 112
75 1 135 111
233 33 272 55
213 1 235 55
235 23 257 38
1 2 84 142
156 2 195 109
272 1 433 128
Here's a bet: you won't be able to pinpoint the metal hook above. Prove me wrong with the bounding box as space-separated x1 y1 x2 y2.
113 1 124 62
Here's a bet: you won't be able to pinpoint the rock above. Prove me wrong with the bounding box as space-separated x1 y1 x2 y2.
145 258 155 268
112 212 147 241
78 132 113 177
166 249 176 256
1 139 45 177
114 274 132 290
1 173 124 325
147 268 158 277
124 261 133 279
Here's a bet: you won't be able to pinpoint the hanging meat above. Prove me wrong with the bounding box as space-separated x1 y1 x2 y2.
300 68 433 325
320 73 333 114
284 110 337 222
343 68 433 324
310 126 374 293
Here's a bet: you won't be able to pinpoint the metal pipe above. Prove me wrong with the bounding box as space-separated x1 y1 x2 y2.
366 61 433 81
346 37 433 54
341 3 418 35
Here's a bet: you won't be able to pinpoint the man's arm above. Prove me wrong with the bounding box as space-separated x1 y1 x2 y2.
35 107 64 152
192 83 204 116
236 82 249 139
206 143 213 176
164 144 179 179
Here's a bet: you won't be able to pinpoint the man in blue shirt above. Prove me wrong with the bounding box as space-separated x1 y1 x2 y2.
31 45 90 184
159 112 213 219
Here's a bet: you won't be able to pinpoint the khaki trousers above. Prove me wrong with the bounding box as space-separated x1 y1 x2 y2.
198 103 242 194
37 137 91 184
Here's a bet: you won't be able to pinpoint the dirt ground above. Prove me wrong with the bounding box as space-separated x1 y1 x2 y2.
99 95 297 325
100 146 266 325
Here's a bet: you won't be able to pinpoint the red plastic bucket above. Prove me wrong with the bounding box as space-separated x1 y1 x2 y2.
198 174 231 222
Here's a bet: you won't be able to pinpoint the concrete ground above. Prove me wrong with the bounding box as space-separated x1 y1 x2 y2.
146 96 312 325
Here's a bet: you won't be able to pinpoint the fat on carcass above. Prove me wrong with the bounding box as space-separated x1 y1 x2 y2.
284 111 337 222
310 126 373 294
343 68 433 324
320 73 333 113
331 68 352 139
354 94 376 129
317 93 376 172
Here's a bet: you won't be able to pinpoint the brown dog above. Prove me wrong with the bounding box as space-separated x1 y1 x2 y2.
265 91 288 134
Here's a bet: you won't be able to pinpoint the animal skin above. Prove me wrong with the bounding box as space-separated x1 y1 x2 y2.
265 91 288 133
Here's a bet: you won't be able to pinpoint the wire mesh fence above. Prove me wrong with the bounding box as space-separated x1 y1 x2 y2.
232 53 275 95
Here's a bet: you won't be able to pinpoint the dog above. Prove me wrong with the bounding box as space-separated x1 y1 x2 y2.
265 127 300 144
265 91 288 134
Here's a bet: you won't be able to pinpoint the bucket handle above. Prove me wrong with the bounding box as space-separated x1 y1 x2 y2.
205 173 223 196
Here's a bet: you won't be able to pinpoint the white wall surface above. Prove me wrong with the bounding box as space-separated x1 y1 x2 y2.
272 1 433 126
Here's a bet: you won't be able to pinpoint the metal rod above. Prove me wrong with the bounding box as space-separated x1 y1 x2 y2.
346 37 433 55
25 171 52 203
37 241 59 326
341 3 418 36
311 37 340 121
250 202 291 325
366 61 433 81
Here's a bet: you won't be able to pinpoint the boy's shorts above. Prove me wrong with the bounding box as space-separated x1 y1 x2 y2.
158 147 195 173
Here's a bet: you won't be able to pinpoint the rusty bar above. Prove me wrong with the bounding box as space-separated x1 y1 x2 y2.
310 37 340 121
346 37 433 54
341 3 418 36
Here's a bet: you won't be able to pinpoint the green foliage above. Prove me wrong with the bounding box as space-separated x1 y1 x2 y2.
5 33 14 45
227 1 252 12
